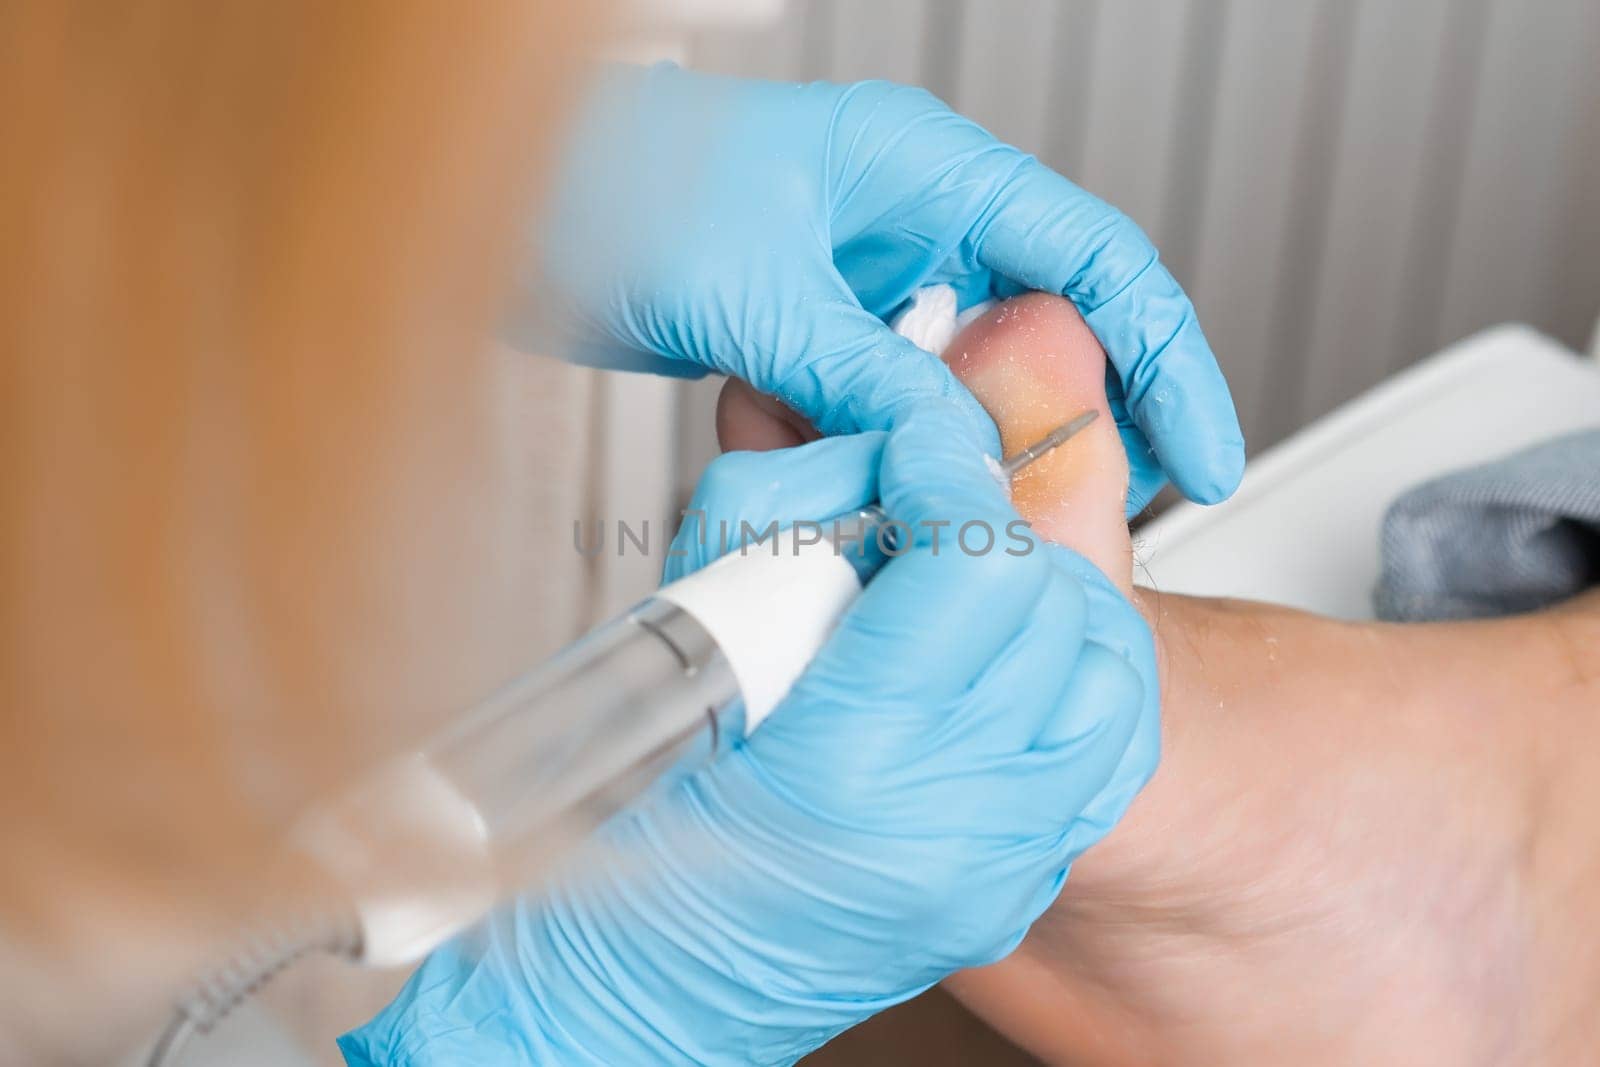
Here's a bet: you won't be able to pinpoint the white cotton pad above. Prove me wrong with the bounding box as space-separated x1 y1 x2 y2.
889 284 959 355
889 284 994 358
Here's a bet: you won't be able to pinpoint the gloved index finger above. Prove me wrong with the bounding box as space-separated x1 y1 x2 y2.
824 399 1070 700
971 154 1246 504
872 398 1016 537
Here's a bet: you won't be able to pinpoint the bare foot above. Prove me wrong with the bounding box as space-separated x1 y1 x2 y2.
719 295 1600 1065
933 296 1600 1066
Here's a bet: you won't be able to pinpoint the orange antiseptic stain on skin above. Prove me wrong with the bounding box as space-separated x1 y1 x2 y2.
944 293 1132 592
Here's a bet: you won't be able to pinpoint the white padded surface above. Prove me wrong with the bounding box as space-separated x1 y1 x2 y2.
1139 325 1600 619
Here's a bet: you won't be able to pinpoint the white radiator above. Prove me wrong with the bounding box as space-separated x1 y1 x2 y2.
671 0 1600 484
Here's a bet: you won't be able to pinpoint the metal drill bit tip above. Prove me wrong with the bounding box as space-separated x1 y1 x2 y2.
998 409 1099 477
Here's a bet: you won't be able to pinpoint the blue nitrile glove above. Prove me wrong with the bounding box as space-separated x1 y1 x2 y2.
519 62 1244 511
340 401 1159 1066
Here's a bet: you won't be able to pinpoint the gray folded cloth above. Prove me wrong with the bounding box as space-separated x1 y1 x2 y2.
1374 429 1600 621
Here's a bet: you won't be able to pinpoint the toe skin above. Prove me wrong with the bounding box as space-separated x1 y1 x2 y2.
943 294 1133 597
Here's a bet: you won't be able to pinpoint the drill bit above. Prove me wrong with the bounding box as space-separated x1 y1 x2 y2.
998 409 1099 477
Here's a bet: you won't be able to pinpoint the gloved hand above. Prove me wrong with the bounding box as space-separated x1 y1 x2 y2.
339 401 1159 1066
519 63 1244 510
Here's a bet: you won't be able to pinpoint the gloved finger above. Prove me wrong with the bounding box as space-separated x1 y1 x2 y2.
930 661 1138 841
920 592 1146 842
940 643 1148 881
1033 639 1144 757
968 153 1246 504
752 268 1002 455
1044 555 1162 861
664 433 885 583
924 567 1088 756
1119 421 1167 518
813 400 1051 701
1104 366 1168 517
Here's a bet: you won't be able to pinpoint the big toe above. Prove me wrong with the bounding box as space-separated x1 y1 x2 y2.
945 293 1134 597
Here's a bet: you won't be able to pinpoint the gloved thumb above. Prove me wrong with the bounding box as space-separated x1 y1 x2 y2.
664 432 885 584
754 272 1001 455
